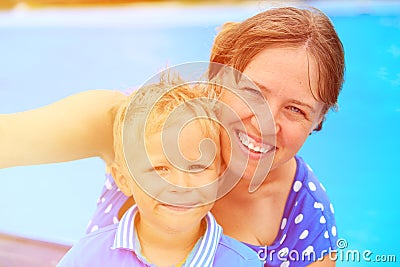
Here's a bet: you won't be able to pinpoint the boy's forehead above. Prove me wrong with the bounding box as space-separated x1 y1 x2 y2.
123 99 220 174
145 121 219 163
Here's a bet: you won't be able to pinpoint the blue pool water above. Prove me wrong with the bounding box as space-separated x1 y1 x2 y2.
0 2 399 266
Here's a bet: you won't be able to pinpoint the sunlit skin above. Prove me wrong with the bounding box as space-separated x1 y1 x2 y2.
212 46 326 250
219 46 324 183
113 120 220 266
133 120 220 230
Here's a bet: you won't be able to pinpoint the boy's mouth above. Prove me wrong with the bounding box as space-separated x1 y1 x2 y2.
160 202 199 211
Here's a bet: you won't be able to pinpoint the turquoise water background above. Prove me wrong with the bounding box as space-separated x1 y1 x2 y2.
0 2 399 266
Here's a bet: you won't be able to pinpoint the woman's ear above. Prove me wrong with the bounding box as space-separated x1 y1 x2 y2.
310 114 325 135
110 162 132 197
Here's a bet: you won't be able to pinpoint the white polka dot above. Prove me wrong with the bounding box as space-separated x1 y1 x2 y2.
117 188 121 192
330 203 335 214
280 261 290 267
308 182 317 191
294 214 303 224
105 178 113 190
332 226 337 237
104 203 113 214
324 231 329 239
299 230 309 240
320 183 326 192
86 220 92 228
281 218 287 230
90 225 99 233
293 181 302 192
320 216 326 224
113 216 119 224
295 201 298 206
314 202 324 211
280 234 287 244
101 197 106 203
278 247 289 258
302 245 314 257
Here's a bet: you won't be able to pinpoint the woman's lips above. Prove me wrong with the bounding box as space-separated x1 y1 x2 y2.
236 130 275 159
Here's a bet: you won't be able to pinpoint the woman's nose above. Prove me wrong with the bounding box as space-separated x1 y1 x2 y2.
249 102 278 136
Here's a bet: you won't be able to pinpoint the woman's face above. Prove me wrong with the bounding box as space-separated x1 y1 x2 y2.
219 46 325 181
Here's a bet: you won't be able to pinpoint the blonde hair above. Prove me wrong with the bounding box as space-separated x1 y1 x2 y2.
210 6 345 130
113 74 221 165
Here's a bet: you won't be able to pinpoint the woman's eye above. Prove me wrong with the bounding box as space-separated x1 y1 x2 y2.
241 87 263 97
288 106 304 115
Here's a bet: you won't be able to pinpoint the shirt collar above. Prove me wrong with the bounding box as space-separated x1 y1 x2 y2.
112 205 222 267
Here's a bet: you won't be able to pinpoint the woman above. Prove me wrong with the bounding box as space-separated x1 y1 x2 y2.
1 6 344 267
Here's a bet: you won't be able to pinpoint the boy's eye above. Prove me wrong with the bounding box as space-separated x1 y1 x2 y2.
188 164 207 172
154 166 169 174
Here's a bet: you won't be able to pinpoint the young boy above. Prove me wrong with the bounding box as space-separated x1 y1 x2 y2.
57 75 262 266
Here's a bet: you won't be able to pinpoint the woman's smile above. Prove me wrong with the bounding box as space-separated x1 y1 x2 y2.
236 130 276 159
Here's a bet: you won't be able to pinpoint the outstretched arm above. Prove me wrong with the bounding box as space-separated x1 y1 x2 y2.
0 89 126 169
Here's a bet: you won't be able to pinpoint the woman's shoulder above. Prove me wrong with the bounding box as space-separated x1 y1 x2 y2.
293 156 335 214
279 156 338 249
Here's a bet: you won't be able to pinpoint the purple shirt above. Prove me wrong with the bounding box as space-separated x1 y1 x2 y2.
58 205 262 266
86 156 337 266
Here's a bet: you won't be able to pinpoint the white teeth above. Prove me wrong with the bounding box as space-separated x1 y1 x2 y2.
238 132 271 154
248 143 254 150
243 138 249 146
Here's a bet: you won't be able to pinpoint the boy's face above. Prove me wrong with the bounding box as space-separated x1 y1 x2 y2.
126 120 220 232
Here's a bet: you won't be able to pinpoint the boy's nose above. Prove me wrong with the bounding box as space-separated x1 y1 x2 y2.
167 170 193 191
